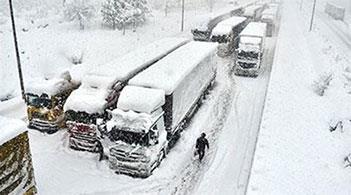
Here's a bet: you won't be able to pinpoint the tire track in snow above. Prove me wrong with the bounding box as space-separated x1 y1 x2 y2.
167 58 237 195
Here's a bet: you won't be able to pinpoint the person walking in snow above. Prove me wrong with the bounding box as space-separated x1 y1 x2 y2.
195 132 209 162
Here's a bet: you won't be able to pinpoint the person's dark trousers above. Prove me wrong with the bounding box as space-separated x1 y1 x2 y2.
98 149 104 161
198 149 205 162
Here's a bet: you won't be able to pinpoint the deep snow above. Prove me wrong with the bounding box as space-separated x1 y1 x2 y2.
0 115 26 145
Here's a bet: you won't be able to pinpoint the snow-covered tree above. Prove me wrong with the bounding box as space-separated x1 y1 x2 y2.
101 0 125 30
64 0 95 30
128 0 149 25
101 0 149 32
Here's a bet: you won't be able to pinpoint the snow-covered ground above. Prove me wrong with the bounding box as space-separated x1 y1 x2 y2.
247 0 351 194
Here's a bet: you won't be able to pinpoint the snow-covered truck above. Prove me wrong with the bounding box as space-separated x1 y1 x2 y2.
25 72 78 133
191 7 244 41
243 4 265 21
103 41 218 177
210 16 248 56
234 22 267 77
261 5 279 37
0 116 36 194
63 38 188 152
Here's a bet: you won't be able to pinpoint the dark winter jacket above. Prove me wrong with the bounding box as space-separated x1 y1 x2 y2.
196 137 209 151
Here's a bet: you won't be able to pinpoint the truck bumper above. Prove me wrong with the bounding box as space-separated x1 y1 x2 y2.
28 119 59 134
234 67 259 77
67 122 98 152
109 157 152 178
69 134 97 152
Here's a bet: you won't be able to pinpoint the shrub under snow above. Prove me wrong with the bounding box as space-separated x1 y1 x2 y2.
342 66 351 94
312 72 333 96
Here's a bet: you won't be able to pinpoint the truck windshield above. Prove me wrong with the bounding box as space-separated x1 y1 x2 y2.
238 50 259 61
109 129 149 146
27 94 52 108
65 110 102 124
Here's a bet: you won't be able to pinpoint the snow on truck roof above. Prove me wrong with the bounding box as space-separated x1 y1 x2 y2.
64 86 110 114
117 86 165 114
240 36 262 45
87 37 189 84
263 7 278 15
240 22 267 38
195 10 235 31
0 116 26 146
211 16 247 36
243 5 262 16
64 38 188 113
129 41 218 95
26 76 74 96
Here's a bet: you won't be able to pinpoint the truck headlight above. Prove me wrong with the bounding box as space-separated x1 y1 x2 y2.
47 110 56 121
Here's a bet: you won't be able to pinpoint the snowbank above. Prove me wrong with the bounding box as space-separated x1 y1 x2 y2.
129 41 218 95
0 97 27 119
247 1 351 194
117 85 165 114
0 116 26 145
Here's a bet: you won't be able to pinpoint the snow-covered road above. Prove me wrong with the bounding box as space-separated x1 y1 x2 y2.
195 33 279 195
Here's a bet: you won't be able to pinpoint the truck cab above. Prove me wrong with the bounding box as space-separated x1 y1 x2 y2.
26 72 78 133
64 74 124 151
103 86 168 177
234 22 267 77
235 36 263 77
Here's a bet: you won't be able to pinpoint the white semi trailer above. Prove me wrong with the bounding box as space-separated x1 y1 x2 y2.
191 7 244 41
210 16 248 56
63 38 188 152
234 22 267 77
261 3 279 37
103 41 218 177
